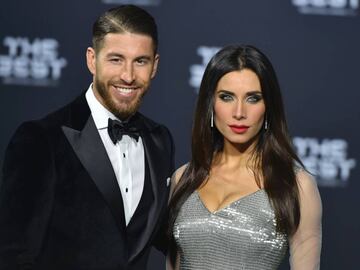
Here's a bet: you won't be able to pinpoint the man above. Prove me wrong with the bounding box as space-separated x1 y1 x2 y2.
0 5 174 270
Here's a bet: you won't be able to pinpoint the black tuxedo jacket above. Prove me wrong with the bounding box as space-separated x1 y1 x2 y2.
0 94 175 270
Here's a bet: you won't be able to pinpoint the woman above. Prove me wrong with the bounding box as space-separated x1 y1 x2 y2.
168 45 322 270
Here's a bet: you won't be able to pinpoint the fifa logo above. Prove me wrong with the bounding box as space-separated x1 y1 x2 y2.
293 137 357 187
189 46 220 92
0 36 67 87
292 0 359 15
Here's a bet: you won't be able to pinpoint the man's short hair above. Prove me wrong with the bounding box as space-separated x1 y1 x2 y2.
92 5 158 54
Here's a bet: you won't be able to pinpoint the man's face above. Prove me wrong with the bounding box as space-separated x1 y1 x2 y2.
87 32 159 120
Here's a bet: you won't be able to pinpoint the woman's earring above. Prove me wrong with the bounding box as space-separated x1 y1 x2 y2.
264 119 268 130
211 111 214 128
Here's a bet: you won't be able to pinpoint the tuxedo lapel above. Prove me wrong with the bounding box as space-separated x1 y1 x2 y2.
62 115 127 235
129 127 169 261
60 103 170 261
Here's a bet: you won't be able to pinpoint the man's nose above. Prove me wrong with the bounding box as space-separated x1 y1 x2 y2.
120 63 135 84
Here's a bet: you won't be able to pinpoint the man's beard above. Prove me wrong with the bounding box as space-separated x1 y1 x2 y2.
94 78 146 120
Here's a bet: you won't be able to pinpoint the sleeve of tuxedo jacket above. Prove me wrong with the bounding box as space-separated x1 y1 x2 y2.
0 121 55 269
153 125 175 255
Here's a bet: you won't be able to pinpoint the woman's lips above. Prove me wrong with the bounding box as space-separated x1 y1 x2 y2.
229 125 249 134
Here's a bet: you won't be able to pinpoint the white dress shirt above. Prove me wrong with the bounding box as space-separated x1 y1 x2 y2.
85 85 145 226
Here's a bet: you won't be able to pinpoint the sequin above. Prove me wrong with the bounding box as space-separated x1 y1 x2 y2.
173 189 288 270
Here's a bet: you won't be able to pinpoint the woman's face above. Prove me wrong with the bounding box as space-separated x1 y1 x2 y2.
214 69 266 148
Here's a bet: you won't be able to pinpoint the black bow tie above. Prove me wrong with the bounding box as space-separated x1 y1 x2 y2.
107 118 141 144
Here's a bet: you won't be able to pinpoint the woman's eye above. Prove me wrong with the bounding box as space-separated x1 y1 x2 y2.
219 93 233 102
246 94 262 103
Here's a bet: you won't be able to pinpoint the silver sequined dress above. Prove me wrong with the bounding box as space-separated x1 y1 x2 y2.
173 189 288 270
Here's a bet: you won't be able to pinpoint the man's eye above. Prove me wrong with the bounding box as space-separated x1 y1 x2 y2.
110 58 120 63
136 59 148 65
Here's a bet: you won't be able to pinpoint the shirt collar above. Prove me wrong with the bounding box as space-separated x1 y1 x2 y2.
85 84 118 130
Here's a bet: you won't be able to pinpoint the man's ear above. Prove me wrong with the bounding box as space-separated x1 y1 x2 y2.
86 47 96 75
151 54 160 79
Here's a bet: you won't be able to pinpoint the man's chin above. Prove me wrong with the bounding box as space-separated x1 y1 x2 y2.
113 105 139 120
105 93 144 120
115 111 134 120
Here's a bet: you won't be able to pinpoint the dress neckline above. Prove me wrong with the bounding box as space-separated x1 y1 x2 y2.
195 189 264 215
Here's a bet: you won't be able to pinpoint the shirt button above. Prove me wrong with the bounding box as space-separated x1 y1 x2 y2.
125 188 128 193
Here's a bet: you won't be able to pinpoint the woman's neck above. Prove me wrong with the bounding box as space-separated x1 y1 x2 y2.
214 140 257 170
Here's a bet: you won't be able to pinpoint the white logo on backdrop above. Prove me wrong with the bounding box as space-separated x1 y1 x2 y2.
189 46 220 92
293 137 357 187
0 37 67 87
102 0 161 5
292 0 359 16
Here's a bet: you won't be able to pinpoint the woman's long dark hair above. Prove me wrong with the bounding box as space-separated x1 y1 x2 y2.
168 45 303 260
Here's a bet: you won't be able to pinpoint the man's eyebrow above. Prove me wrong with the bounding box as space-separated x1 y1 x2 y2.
105 52 124 58
134 55 152 61
105 53 152 61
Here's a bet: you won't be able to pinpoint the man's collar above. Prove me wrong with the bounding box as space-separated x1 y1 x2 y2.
85 84 118 129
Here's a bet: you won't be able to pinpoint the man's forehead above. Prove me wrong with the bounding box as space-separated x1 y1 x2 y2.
99 32 156 55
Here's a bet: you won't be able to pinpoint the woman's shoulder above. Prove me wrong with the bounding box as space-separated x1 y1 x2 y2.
295 168 318 193
169 163 189 198
173 163 189 185
295 168 322 215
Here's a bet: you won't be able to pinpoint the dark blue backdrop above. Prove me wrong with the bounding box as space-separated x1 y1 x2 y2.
1 0 359 269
